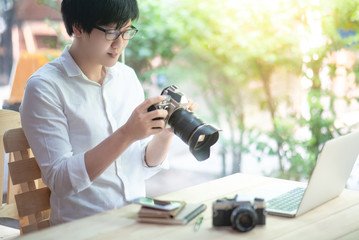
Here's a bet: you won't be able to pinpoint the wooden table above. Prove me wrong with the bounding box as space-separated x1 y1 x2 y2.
15 173 359 240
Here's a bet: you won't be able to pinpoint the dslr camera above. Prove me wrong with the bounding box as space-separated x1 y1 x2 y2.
148 85 220 161
212 195 266 232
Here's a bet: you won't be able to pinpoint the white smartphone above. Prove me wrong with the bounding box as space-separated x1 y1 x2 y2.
130 197 182 211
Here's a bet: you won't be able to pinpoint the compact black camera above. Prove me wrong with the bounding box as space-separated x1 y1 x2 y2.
212 195 266 232
148 85 220 161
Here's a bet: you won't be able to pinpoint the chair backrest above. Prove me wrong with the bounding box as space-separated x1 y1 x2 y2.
3 128 51 234
0 109 21 219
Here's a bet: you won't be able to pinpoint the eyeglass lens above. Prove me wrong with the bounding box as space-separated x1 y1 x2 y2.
106 29 137 41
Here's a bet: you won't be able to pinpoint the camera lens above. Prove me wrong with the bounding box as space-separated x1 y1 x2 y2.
239 215 252 228
230 205 258 232
168 108 219 161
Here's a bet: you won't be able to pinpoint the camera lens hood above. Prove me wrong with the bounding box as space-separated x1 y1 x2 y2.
188 124 219 161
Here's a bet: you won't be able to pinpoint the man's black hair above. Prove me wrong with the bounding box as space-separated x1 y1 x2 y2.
61 0 139 36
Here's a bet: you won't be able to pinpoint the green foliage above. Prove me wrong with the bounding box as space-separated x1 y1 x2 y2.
125 0 189 79
127 0 359 179
162 0 308 176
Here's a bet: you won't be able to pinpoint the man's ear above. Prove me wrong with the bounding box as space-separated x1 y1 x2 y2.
72 24 83 38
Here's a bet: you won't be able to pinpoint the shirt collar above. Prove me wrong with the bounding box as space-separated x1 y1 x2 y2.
59 45 116 85
60 45 83 78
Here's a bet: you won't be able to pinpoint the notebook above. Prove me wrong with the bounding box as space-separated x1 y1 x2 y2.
137 201 186 218
136 203 206 224
247 130 359 217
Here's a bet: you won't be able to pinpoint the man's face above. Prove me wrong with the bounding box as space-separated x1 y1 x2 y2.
79 21 132 67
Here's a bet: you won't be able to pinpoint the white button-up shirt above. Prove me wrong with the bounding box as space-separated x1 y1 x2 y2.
20 47 168 225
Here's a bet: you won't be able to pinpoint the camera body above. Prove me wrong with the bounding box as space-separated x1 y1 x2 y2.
147 85 188 128
148 85 220 161
212 195 266 232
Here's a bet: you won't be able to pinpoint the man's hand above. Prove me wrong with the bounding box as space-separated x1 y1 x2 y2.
187 99 199 112
122 96 169 142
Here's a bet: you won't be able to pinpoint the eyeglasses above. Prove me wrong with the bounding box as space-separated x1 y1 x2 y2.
93 25 138 41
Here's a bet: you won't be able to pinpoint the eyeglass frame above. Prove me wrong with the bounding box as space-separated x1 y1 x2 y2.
93 25 138 41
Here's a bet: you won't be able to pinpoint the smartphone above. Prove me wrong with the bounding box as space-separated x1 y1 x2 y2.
130 197 182 211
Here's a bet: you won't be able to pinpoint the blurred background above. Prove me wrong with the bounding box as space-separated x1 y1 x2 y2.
1 0 359 199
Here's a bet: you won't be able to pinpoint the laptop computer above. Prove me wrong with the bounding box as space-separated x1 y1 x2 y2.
246 130 359 218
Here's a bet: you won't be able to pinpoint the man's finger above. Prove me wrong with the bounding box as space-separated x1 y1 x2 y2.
150 118 166 129
139 96 167 112
147 109 168 120
187 99 199 112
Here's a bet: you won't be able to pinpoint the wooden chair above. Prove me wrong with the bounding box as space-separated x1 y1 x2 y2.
0 110 21 238
0 110 21 220
3 128 51 234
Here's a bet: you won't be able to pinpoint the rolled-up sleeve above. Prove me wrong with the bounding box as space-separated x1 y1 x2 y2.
20 76 92 198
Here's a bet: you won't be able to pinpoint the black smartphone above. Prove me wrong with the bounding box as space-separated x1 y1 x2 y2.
130 197 181 211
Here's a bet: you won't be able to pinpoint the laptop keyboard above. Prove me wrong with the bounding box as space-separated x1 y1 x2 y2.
267 187 305 212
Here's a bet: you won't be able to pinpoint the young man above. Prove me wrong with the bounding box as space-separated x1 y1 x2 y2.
20 0 193 225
